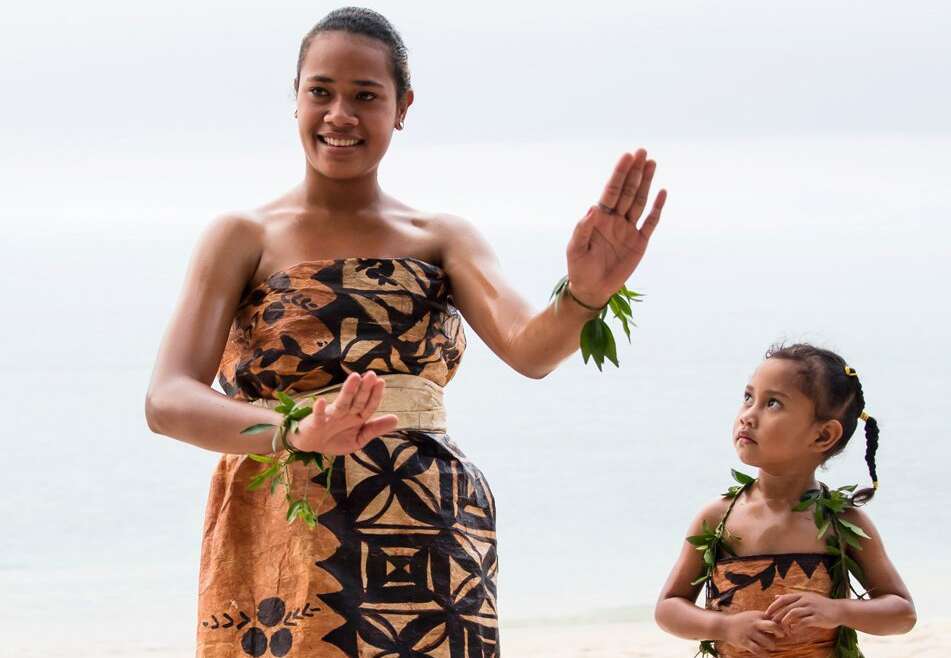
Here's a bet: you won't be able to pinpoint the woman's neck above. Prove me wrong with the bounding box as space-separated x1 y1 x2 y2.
301 164 384 213
754 467 820 505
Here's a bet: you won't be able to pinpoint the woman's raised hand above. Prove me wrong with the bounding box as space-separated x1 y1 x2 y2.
291 371 399 455
565 148 667 307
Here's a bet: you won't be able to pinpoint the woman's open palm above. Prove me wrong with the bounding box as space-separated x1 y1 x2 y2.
566 148 667 307
292 371 399 455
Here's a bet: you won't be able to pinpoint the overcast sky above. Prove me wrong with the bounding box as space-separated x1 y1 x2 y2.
3 0 948 158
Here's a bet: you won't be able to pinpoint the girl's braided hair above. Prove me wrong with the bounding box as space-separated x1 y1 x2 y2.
766 343 880 505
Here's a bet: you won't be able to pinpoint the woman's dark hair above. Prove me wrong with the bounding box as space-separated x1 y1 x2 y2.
765 342 880 505
294 7 411 98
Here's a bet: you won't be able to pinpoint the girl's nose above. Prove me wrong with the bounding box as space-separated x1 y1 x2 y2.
739 407 757 428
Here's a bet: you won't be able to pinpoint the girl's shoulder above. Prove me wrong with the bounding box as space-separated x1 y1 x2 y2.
840 505 880 541
688 495 736 533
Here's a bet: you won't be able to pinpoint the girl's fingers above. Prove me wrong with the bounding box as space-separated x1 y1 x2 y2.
757 620 786 638
598 151 638 211
625 159 656 223
750 631 776 652
636 188 666 241
613 151 648 217
781 607 812 628
765 594 801 619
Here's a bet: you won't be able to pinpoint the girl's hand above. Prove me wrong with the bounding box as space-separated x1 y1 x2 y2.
565 148 667 307
291 372 399 455
723 610 786 655
765 592 844 631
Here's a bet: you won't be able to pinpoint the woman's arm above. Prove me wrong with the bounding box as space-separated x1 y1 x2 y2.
439 149 666 378
766 508 917 636
144 214 398 455
655 501 786 653
145 213 282 454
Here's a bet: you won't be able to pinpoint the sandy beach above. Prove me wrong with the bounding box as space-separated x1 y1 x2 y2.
16 616 946 657
504 617 948 657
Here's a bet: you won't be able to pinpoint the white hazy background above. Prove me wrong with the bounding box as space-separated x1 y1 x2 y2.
1 0 949 654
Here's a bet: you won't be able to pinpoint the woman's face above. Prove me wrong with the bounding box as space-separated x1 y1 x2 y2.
732 359 839 472
295 31 411 180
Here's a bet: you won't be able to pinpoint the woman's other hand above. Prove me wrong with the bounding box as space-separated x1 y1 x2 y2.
566 148 667 307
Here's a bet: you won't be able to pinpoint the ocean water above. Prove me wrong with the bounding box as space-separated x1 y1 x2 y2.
1 136 948 653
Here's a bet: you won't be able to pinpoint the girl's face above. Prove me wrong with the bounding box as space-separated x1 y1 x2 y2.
295 31 412 180
733 359 842 472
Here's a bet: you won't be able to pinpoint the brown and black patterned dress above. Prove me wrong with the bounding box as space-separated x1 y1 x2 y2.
707 553 838 657
198 257 498 658
705 491 839 658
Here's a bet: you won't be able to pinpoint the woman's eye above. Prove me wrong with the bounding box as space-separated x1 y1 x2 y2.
743 392 752 403
356 91 377 101
309 87 329 97
768 398 782 408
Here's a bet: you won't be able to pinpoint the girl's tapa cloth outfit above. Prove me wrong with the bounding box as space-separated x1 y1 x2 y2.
706 498 838 657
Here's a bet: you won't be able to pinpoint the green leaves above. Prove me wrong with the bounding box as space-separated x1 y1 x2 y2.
286 498 317 528
241 423 277 435
690 473 751 658
731 469 755 485
791 481 870 657
835 626 865 658
551 276 644 371
722 469 755 498
240 389 333 530
580 318 617 370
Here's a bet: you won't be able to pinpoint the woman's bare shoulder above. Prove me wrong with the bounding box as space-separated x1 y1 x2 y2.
190 209 269 290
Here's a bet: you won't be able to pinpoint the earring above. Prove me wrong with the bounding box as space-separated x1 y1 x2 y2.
294 109 298 119
396 117 404 130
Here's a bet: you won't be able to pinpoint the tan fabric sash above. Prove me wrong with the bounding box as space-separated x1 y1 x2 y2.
248 373 447 433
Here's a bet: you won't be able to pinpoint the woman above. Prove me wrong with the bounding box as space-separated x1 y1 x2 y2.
145 7 666 657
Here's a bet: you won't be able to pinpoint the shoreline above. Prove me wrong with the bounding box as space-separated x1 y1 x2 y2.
6 607 947 656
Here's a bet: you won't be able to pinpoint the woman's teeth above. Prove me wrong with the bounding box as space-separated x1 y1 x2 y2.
320 136 362 147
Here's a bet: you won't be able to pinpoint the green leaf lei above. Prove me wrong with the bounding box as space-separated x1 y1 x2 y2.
550 276 644 370
241 390 334 529
689 470 868 658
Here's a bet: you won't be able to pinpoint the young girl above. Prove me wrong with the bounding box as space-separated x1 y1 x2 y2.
655 343 916 657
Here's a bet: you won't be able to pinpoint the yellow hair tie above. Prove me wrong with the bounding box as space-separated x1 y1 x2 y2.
845 366 858 377
859 410 869 422
873 480 879 490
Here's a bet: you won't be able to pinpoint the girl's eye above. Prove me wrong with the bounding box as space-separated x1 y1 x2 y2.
768 398 782 409
356 91 377 101
743 392 753 403
309 87 329 97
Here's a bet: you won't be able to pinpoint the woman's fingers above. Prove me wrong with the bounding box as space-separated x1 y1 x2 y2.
331 372 362 415
567 206 598 256
358 414 399 445
358 378 386 420
636 188 666 241
624 159 656 222
349 372 377 415
312 397 328 422
598 151 638 212
613 151 648 218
